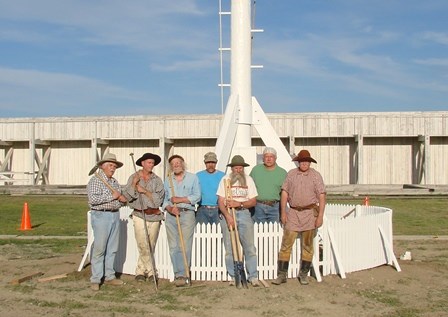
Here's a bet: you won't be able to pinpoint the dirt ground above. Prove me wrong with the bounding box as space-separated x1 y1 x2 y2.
1 237 447 317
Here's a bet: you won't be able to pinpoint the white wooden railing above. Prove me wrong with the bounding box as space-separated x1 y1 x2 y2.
79 204 400 281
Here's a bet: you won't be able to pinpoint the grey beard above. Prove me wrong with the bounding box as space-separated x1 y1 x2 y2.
230 172 246 187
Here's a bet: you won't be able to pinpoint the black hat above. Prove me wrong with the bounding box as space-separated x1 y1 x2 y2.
136 153 161 166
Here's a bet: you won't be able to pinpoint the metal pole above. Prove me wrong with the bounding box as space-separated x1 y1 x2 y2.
231 0 252 148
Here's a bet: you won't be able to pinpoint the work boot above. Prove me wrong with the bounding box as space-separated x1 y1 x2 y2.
147 275 158 283
104 278 124 286
298 261 311 285
174 276 187 287
272 261 289 285
249 279 260 287
90 283 100 291
135 275 146 282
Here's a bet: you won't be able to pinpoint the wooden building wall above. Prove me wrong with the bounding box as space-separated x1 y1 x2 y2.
0 111 447 186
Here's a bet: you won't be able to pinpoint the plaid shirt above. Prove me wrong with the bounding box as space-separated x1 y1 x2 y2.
87 170 123 210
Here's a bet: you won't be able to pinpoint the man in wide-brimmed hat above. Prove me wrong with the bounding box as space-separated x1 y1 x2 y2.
250 147 287 223
87 153 127 291
217 155 260 287
272 149 326 286
123 153 165 283
163 154 201 287
196 152 225 225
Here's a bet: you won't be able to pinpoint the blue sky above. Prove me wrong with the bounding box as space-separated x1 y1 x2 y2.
0 0 447 118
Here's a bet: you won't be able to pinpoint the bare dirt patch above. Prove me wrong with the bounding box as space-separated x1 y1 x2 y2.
0 238 447 317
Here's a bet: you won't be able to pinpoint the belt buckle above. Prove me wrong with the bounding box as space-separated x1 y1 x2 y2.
260 200 276 206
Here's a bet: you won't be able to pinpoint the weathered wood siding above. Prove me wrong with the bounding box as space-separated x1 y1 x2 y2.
1 112 447 186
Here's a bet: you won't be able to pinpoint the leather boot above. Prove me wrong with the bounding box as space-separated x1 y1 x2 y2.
298 260 311 285
272 261 289 285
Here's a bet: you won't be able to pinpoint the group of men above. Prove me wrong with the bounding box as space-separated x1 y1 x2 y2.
86 147 326 291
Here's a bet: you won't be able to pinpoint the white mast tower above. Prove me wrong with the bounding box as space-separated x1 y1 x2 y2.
215 0 296 172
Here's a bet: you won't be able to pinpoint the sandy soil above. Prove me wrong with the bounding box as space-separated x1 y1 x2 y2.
0 238 447 317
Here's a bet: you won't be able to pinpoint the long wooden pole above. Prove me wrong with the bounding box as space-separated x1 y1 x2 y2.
129 153 158 291
93 172 115 192
168 171 191 285
224 178 248 288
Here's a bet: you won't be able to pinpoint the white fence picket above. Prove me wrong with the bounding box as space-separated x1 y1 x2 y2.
79 204 399 281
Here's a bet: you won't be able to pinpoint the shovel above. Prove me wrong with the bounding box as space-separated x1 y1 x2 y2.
225 179 248 289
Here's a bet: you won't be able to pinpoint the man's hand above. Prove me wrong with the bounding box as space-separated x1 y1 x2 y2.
315 215 323 228
135 184 146 194
166 205 180 216
132 172 141 187
280 211 287 226
225 214 235 230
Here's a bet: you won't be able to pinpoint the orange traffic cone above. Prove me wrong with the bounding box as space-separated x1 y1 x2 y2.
19 202 32 231
363 196 370 206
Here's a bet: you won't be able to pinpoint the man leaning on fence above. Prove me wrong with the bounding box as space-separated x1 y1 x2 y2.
123 153 165 283
217 155 260 287
87 153 127 291
250 147 287 223
196 152 225 225
272 149 326 286
163 154 201 287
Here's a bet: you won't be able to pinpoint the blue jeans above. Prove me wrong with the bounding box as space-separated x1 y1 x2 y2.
165 209 196 278
220 209 258 280
196 206 220 225
90 210 120 284
252 202 280 223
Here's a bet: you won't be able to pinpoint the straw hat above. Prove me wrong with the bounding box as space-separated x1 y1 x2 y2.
96 153 123 168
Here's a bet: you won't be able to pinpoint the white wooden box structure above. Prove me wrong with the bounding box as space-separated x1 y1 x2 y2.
79 204 400 281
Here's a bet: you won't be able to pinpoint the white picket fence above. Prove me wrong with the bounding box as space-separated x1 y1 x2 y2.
78 204 400 281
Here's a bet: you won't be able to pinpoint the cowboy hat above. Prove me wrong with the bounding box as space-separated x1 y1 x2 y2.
96 153 123 168
292 150 317 163
136 152 161 166
88 153 123 175
227 155 250 167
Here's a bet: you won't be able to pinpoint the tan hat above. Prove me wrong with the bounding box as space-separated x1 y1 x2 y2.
96 153 123 168
292 150 317 163
227 155 250 167
204 152 218 163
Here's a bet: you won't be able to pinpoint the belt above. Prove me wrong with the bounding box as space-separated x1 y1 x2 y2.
134 208 161 215
201 205 219 209
257 200 279 207
177 208 194 212
290 204 317 211
92 209 119 212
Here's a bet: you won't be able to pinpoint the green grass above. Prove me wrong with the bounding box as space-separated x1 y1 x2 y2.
357 288 401 306
0 238 86 259
0 195 447 236
0 195 88 236
328 196 448 235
